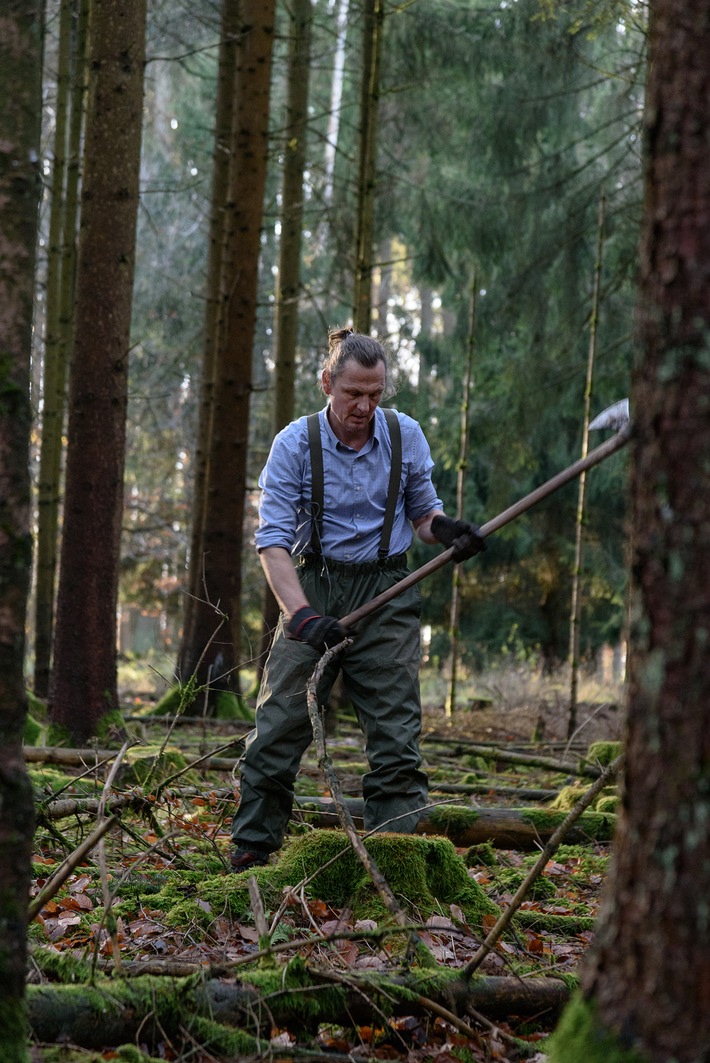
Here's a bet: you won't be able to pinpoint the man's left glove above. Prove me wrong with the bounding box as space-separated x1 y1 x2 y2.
431 514 486 562
287 606 346 651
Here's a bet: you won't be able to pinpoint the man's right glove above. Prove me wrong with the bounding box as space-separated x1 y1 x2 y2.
287 606 346 651
431 514 486 562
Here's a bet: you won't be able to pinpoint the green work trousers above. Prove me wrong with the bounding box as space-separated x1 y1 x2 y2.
231 556 428 853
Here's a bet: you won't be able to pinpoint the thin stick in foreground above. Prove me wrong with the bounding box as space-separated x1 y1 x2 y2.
462 753 623 979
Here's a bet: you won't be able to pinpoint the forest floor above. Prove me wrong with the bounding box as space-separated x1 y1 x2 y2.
26 662 624 1063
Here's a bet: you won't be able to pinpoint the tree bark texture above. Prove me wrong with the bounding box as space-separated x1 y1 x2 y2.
34 0 88 699
184 0 275 693
178 0 241 685
50 0 148 743
576 4 710 1060
353 0 384 332
258 0 313 673
0 2 43 1056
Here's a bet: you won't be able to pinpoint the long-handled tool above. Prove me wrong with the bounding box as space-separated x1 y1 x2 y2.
339 399 631 631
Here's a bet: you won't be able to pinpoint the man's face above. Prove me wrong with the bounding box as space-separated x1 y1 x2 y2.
322 358 386 441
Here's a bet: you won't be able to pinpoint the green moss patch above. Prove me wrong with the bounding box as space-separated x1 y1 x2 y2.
547 992 649 1062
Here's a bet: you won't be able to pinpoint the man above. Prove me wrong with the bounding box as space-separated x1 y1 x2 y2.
230 328 485 871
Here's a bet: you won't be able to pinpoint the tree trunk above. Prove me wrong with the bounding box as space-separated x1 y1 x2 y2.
552 4 710 1060
0 4 43 1058
178 0 241 687
258 0 313 676
567 191 605 738
352 0 384 331
181 0 275 697
446 277 476 717
50 0 148 744
34 0 87 699
322 0 349 208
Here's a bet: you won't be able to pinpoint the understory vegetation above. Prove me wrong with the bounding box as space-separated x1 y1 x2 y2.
25 664 623 1062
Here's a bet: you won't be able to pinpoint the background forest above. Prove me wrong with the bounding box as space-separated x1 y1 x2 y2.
7 1 710 1061
32 0 645 731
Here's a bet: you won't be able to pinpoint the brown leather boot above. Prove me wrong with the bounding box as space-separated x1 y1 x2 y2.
230 846 270 872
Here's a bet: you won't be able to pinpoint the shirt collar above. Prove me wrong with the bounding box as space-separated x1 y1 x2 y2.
320 404 384 454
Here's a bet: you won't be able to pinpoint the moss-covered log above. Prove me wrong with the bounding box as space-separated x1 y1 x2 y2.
26 968 571 1050
295 799 616 848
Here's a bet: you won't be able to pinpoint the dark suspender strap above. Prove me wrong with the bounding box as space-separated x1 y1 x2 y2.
307 413 324 554
379 408 402 558
307 408 402 559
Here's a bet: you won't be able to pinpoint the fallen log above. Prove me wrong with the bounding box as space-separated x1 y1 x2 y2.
26 968 570 1050
421 736 601 778
24 746 243 773
293 797 615 848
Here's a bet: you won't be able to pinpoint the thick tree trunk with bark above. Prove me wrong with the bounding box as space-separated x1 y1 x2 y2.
553 3 710 1060
0 3 43 1057
181 0 275 695
353 0 384 332
50 0 147 743
34 0 88 699
258 0 313 672
178 0 240 685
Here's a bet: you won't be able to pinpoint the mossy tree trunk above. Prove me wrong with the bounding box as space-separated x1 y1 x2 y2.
0 3 44 1058
49 0 148 743
553 3 710 1060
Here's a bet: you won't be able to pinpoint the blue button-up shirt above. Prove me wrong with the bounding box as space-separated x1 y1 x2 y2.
255 405 443 563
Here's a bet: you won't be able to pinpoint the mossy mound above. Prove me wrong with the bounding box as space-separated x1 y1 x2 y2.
548 785 588 811
548 785 619 815
148 683 254 721
585 740 622 767
495 867 557 900
268 830 500 928
134 830 499 935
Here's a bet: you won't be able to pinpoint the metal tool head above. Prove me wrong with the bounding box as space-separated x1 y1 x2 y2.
589 398 630 432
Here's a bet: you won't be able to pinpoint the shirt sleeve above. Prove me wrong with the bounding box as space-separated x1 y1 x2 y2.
254 422 309 553
400 415 444 521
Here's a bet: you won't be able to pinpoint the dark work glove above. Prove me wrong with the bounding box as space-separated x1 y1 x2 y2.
287 606 346 651
431 514 486 562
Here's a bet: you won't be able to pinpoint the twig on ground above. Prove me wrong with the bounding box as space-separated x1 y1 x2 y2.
462 753 623 979
28 814 120 921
